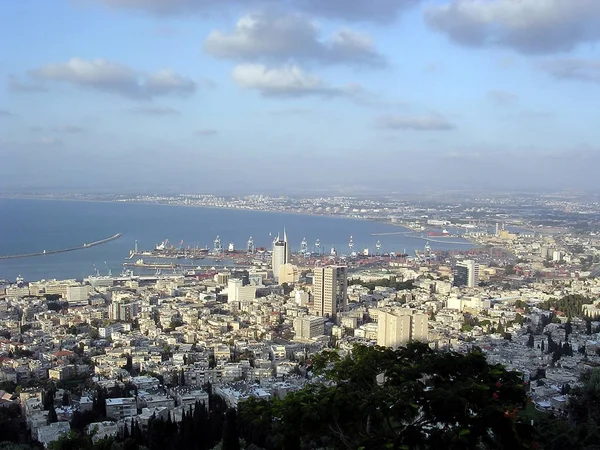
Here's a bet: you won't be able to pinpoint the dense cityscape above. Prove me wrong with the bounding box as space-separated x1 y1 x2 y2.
4 0 600 448
1 192 600 448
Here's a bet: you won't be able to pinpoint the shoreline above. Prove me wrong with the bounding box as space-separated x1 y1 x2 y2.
0 194 413 228
0 196 480 258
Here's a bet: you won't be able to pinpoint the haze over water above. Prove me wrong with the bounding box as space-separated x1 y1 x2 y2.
0 198 472 281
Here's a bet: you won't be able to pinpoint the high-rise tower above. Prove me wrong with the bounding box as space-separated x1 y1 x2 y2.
272 229 291 282
313 265 347 319
453 260 479 288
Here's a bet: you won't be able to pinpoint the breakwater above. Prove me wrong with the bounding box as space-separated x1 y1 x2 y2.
0 233 122 260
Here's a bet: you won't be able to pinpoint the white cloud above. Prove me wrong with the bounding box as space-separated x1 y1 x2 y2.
425 0 600 54
204 12 384 67
145 69 197 96
232 63 348 97
30 58 197 99
539 58 600 84
376 114 456 131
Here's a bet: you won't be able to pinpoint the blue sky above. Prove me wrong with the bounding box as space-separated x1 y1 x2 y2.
1 0 600 194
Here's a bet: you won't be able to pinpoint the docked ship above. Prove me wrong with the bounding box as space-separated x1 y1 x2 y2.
427 229 454 237
126 259 175 269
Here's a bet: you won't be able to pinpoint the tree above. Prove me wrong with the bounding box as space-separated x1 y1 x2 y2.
542 294 594 319
47 406 58 424
44 388 55 411
239 343 534 449
222 408 241 450
123 355 133 373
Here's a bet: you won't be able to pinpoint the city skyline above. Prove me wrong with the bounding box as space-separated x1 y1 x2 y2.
2 1 600 193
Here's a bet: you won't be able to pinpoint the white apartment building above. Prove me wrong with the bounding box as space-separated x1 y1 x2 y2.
377 309 429 349
105 398 137 420
293 316 325 340
66 285 91 304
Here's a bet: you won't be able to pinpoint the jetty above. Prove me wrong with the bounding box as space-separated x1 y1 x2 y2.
0 233 123 260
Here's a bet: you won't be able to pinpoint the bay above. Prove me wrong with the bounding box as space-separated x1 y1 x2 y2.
0 198 473 282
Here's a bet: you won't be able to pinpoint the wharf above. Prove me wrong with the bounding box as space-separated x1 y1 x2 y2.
0 233 123 260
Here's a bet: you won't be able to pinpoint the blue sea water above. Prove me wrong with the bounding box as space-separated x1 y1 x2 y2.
0 198 473 282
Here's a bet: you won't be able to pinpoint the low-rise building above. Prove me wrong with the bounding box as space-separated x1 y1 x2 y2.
105 398 136 420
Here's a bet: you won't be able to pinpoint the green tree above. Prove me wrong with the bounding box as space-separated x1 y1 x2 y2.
221 408 241 450
239 343 534 449
47 406 58 424
542 294 595 319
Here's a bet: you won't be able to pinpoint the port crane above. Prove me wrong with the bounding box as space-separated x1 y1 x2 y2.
301 237 309 258
213 236 223 255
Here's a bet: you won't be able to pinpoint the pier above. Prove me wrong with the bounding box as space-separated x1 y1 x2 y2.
0 233 123 260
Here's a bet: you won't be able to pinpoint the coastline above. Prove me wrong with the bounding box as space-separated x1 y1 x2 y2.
0 195 479 249
0 194 404 227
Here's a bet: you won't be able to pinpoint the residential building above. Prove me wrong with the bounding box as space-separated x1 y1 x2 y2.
293 316 325 340
37 422 70 449
109 299 139 322
66 285 91 305
105 398 136 420
377 309 428 349
227 279 257 308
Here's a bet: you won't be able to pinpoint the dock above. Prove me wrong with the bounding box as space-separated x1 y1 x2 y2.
0 233 123 260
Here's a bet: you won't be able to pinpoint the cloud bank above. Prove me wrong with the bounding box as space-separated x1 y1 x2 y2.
204 12 385 66
425 0 600 54
30 58 197 99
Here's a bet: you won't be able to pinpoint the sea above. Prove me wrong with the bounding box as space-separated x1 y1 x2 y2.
0 198 473 282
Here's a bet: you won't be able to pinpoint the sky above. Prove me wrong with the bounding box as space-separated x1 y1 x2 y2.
1 0 600 195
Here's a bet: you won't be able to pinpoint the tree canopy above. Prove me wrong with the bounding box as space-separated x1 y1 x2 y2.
541 294 595 318
239 342 534 449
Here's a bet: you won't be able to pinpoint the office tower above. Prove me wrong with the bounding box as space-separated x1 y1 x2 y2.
313 265 347 319
452 265 469 287
272 230 291 283
454 260 479 288
377 309 428 349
